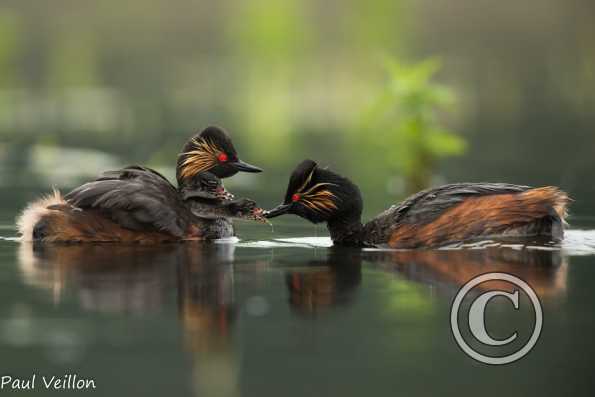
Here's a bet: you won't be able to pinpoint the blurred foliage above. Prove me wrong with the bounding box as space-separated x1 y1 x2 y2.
227 0 310 163
0 0 594 216
358 58 466 194
0 11 20 86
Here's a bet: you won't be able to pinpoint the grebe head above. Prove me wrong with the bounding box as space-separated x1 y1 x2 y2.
176 126 262 182
265 160 363 224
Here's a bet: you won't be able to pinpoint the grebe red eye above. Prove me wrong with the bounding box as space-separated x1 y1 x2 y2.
218 153 228 162
291 194 301 202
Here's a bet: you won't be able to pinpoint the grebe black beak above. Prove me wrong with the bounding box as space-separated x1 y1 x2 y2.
230 160 263 173
264 203 291 218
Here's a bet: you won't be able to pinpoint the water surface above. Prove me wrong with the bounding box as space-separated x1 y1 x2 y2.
1 219 594 396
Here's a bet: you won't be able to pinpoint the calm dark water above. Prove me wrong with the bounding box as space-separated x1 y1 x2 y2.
1 218 595 396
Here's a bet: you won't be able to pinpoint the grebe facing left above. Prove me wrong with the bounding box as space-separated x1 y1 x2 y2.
265 160 570 249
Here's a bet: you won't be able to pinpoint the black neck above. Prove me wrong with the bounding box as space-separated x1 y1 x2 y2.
327 215 366 247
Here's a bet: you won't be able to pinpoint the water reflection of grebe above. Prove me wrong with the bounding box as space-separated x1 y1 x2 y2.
18 243 180 310
285 248 362 314
283 247 567 315
176 244 239 397
177 244 236 351
366 247 568 297
17 242 240 397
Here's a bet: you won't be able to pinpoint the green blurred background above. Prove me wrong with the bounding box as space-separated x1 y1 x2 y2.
0 0 594 222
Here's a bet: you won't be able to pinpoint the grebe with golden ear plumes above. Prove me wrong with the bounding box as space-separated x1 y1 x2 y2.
265 159 570 248
17 126 265 243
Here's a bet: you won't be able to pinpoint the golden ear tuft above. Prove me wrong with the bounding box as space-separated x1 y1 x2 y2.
179 138 220 179
300 183 338 214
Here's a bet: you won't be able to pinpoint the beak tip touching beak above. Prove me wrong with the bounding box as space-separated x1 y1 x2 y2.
264 204 291 219
228 158 295 219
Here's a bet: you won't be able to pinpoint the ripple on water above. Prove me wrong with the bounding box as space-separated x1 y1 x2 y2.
562 229 595 256
1 230 595 255
236 237 333 249
237 230 595 255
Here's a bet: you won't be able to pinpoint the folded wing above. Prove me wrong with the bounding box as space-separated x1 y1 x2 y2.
65 166 192 237
365 183 569 248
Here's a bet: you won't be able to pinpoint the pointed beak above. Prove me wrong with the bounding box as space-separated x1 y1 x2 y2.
229 160 263 173
264 203 291 218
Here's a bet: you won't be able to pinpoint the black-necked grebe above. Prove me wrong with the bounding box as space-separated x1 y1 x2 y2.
17 126 264 243
265 159 570 248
